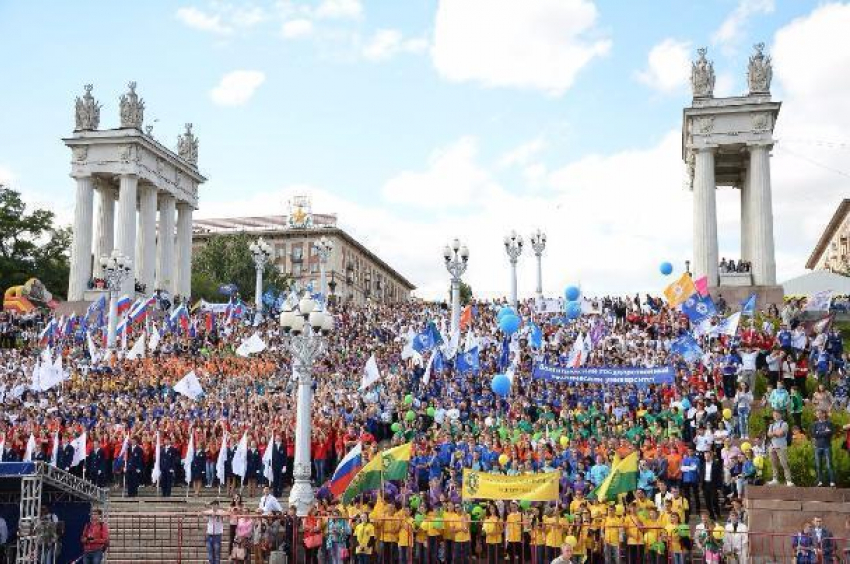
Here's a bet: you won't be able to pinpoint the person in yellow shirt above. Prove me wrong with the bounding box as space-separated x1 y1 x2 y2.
642 507 662 554
425 507 443 564
529 506 546 564
624 503 645 562
633 488 655 516
413 507 429 560
670 487 689 523
482 505 503 564
569 490 587 516
664 512 690 564
505 501 524 563
602 504 624 563
544 506 565 563
396 507 414 564
379 501 400 562
353 512 376 561
442 503 459 562
451 504 471 563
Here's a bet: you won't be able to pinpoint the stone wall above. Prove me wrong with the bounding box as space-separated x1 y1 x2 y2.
745 485 850 560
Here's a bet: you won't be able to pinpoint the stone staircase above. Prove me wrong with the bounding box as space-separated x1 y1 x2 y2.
106 485 265 563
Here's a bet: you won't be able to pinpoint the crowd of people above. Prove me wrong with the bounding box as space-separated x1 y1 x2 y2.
0 287 848 563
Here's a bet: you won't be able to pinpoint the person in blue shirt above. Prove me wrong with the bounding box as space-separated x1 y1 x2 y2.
589 454 610 488
680 447 701 516
777 325 793 352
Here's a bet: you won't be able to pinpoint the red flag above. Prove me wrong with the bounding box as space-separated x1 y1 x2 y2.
205 312 213 333
694 276 709 297
459 305 472 330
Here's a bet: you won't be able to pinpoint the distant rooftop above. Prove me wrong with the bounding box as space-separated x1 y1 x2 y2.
193 213 338 233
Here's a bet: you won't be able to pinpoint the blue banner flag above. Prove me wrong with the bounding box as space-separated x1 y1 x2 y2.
741 293 756 316
498 337 510 371
532 364 675 385
671 334 704 363
456 347 480 374
412 322 444 353
529 323 543 349
433 350 445 374
681 293 717 323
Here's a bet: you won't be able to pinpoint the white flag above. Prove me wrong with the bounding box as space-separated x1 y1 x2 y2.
151 432 162 484
216 432 228 485
236 333 267 357
50 431 59 466
41 346 52 365
183 431 195 485
262 437 274 484
173 371 204 400
464 330 480 353
23 433 36 462
443 330 460 360
148 328 160 352
401 328 417 360
87 332 100 363
126 333 146 360
70 432 87 467
359 354 381 391
232 432 249 479
718 312 741 336
422 352 435 386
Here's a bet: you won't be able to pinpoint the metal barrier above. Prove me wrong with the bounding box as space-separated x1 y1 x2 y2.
106 512 850 563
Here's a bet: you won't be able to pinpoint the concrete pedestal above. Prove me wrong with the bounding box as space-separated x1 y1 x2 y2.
709 284 784 309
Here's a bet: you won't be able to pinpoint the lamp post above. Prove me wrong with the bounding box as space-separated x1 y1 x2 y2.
443 238 469 335
503 230 524 308
530 229 547 298
249 238 273 312
279 295 334 516
100 250 132 349
314 236 334 298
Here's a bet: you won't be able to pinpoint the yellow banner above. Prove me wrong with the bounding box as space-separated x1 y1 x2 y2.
462 470 560 502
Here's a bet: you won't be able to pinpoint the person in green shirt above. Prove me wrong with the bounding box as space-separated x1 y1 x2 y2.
789 385 804 430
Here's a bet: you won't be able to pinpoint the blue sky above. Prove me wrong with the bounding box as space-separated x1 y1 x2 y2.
1 0 849 298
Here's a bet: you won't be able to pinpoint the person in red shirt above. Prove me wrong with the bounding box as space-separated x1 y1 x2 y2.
81 508 109 563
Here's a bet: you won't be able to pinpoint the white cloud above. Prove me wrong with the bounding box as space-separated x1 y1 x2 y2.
209 70 266 106
499 138 546 168
281 18 314 39
713 72 736 97
362 29 429 61
314 0 362 20
0 164 15 186
176 5 267 35
432 0 610 96
712 0 774 53
636 38 691 93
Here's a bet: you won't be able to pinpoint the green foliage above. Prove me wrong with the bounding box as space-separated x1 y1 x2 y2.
836 321 850 354
459 281 473 305
0 185 70 299
191 233 290 302
759 410 850 487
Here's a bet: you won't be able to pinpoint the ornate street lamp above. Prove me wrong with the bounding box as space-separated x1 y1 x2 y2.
249 238 273 312
279 294 335 515
503 230 524 308
530 229 547 298
314 236 333 298
99 250 132 349
443 238 469 335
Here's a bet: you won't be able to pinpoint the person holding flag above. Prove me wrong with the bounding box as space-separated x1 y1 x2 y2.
126 436 144 498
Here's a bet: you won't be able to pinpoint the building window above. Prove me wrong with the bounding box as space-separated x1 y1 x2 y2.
276 243 286 259
310 262 319 273
294 264 302 276
292 246 303 262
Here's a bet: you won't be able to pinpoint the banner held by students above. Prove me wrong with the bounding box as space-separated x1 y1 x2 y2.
461 469 560 502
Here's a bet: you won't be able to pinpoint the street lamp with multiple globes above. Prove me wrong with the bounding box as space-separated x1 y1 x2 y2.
279 294 335 515
249 238 273 312
503 230 524 308
314 236 334 297
530 229 547 298
443 239 470 335
99 251 132 349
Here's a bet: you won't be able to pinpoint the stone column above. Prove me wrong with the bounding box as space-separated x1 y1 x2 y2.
740 165 752 263
692 147 719 286
156 195 176 295
67 175 95 301
175 202 194 300
136 184 158 295
748 144 777 285
92 184 115 279
116 174 138 295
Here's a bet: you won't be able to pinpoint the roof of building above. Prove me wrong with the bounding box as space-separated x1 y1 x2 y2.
192 214 416 290
806 198 850 269
781 270 850 296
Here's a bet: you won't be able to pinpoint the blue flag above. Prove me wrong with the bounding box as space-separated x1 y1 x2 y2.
456 347 480 374
498 337 510 371
412 322 444 353
681 293 717 323
529 323 543 349
671 334 703 363
741 293 756 316
433 350 445 374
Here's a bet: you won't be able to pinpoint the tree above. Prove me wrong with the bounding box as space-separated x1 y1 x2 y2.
448 281 474 306
0 185 71 299
191 233 291 302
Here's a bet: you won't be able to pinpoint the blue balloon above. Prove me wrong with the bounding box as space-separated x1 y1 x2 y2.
564 286 580 302
497 306 516 322
565 301 582 320
491 374 511 397
499 314 521 335
680 398 691 410
659 262 673 276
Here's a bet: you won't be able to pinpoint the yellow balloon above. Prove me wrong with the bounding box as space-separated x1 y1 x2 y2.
565 535 577 547
712 525 725 540
559 436 569 448
498 454 509 466
723 408 732 420
741 441 752 452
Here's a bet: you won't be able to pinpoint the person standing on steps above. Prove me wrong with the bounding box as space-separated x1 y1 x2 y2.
205 499 226 564
81 509 109 564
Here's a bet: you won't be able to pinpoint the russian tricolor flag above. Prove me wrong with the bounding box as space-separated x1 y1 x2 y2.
328 443 362 498
169 304 189 333
129 296 156 324
39 319 56 346
116 295 132 315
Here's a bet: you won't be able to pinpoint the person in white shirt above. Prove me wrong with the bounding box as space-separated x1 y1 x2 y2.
205 500 226 564
723 510 749 564
258 486 282 515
